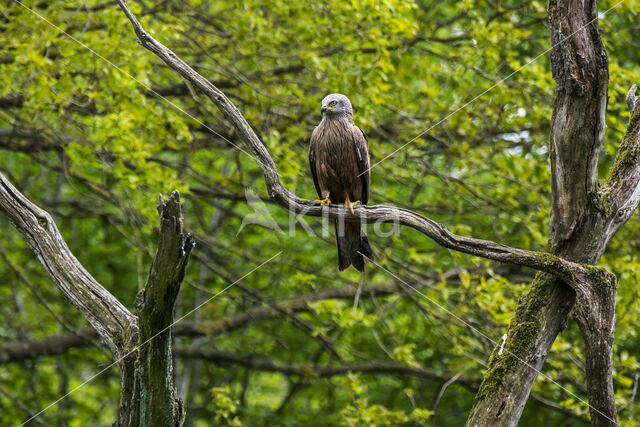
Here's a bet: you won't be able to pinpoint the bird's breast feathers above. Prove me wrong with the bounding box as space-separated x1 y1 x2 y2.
312 119 358 155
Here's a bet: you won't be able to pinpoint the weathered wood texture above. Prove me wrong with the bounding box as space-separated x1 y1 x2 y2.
467 1 640 426
548 0 609 257
0 171 195 426
114 0 640 425
573 270 619 427
0 172 137 358
121 192 193 426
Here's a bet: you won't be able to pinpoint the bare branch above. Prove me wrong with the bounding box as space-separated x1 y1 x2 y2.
115 0 598 284
0 172 137 357
113 3 638 425
599 87 640 255
0 272 448 365
177 345 478 385
0 331 93 364
468 2 633 424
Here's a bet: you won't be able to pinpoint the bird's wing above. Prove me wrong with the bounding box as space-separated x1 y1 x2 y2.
352 125 370 205
309 127 323 198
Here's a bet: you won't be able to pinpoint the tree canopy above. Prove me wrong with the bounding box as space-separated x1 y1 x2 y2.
1 0 639 425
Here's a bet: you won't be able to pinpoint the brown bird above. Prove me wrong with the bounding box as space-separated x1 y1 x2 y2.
309 93 374 271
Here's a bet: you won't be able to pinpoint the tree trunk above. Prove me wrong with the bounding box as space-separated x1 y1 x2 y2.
119 192 193 426
468 1 640 425
0 172 193 426
573 272 618 427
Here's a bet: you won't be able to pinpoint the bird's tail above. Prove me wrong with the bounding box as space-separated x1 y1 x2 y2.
335 220 374 272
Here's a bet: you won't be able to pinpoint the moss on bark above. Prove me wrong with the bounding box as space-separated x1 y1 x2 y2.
606 109 640 186
473 273 554 402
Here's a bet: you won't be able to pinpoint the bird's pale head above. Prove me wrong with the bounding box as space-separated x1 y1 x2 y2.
320 93 353 119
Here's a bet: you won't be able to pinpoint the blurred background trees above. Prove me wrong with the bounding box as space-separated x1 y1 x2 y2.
1 0 639 425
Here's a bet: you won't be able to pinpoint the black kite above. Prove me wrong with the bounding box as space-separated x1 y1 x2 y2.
309 93 374 271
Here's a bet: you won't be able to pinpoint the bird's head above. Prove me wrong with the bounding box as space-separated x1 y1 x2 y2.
320 93 353 119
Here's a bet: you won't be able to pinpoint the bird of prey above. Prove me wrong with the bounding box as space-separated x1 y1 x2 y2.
309 93 374 272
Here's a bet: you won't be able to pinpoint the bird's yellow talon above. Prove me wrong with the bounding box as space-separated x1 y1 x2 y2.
344 196 361 214
315 193 331 206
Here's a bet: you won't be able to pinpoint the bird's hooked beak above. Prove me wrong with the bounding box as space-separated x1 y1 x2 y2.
321 103 334 115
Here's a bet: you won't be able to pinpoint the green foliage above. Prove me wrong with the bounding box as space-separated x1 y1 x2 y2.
0 0 639 425
340 374 432 426
392 344 420 368
209 387 242 426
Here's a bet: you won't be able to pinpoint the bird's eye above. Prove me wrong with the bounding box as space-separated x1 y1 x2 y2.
329 100 337 106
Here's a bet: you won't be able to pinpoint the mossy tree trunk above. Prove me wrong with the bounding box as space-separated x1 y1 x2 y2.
467 1 640 426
